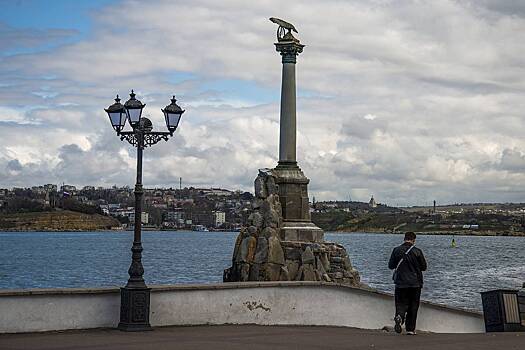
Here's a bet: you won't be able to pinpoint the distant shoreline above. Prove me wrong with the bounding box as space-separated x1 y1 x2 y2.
2 228 525 237
331 230 525 237
0 228 236 233
0 229 123 233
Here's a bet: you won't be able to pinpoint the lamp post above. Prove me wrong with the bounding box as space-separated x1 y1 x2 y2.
105 90 184 331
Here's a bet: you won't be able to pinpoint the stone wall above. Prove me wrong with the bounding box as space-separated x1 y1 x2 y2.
224 169 360 286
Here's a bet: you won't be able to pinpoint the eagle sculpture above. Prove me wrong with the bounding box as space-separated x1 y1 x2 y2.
269 17 298 42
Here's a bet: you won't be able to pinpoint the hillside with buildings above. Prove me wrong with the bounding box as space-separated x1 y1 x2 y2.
0 184 253 231
2 185 525 235
311 199 525 236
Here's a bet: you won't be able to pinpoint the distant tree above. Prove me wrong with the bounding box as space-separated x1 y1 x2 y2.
5 197 47 213
116 215 130 225
61 198 100 215
240 192 253 201
145 206 163 226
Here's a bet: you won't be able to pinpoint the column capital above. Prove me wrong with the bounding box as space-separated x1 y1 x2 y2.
275 40 305 64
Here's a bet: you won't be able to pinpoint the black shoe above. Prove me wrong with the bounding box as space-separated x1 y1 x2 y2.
394 315 402 334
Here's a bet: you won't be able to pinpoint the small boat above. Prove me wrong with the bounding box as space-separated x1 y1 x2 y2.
192 225 209 232
451 238 457 248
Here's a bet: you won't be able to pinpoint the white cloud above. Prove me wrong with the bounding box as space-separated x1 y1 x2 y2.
1 0 525 205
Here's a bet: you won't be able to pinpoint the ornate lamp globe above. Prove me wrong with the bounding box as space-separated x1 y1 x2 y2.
124 90 146 127
105 95 126 133
162 95 185 134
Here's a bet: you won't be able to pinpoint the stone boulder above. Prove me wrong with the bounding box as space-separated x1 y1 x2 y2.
223 169 360 287
268 236 285 265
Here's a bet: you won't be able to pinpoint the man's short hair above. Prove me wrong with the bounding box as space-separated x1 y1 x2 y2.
404 232 416 241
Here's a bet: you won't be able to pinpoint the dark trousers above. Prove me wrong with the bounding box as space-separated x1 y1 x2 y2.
395 287 421 332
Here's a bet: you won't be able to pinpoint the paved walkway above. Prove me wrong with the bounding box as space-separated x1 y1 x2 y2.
1 325 524 350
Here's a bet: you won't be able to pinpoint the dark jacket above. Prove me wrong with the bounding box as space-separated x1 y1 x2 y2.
388 242 427 288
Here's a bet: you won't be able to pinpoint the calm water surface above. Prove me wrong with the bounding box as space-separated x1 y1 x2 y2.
1 231 524 311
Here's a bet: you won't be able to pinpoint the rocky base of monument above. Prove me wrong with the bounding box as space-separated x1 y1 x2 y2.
224 169 360 286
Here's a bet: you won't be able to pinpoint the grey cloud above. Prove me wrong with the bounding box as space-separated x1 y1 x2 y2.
417 76 514 94
0 158 55 187
340 115 386 140
1 0 525 205
499 148 525 172
53 142 134 186
476 0 525 17
6 159 23 172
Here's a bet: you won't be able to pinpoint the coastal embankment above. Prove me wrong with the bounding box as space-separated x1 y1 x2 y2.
0 210 120 231
333 229 525 237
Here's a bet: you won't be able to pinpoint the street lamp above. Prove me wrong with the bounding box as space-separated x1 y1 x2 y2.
105 90 185 331
105 95 126 133
162 96 184 133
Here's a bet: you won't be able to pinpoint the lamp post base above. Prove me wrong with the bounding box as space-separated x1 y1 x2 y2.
118 287 152 332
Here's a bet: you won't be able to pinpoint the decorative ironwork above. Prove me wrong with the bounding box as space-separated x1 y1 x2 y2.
119 130 172 148
118 287 151 331
120 288 130 322
144 132 171 147
119 132 138 147
132 292 148 322
127 243 145 286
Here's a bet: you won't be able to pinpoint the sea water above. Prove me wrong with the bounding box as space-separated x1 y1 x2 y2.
1 231 523 311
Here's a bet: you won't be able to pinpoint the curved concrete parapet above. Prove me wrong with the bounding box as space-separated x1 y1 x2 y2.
0 287 120 333
0 282 484 334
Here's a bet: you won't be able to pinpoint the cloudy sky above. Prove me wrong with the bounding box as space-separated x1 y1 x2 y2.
1 0 525 206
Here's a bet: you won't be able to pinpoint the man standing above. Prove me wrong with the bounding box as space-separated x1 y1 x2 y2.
388 232 427 335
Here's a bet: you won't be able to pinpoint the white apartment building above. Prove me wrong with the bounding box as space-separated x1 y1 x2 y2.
212 211 226 227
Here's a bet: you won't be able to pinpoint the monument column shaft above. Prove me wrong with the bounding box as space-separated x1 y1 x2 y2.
279 62 297 164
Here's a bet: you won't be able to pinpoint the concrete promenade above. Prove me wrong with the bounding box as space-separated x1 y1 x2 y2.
1 325 524 350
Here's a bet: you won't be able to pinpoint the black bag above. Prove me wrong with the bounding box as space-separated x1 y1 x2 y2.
392 245 414 281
